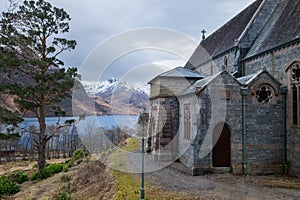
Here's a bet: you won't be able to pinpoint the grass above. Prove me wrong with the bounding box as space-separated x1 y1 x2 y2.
110 137 201 200
110 138 141 200
258 178 300 189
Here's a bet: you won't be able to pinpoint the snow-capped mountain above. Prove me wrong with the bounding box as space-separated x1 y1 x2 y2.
82 78 149 96
81 79 150 115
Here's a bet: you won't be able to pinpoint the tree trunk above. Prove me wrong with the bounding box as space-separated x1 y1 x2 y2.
38 139 46 171
37 102 47 171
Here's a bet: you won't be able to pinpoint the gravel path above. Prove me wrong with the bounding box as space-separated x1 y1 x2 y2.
127 151 300 199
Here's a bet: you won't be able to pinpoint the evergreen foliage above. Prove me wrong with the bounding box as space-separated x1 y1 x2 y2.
0 0 79 171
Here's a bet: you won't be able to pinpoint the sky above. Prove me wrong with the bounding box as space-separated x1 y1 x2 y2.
0 0 256 88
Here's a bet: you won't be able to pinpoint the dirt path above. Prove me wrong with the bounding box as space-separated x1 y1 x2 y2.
127 151 300 200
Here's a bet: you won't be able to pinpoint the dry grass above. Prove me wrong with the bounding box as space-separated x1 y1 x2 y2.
110 138 206 200
0 157 116 200
257 176 300 189
70 160 116 200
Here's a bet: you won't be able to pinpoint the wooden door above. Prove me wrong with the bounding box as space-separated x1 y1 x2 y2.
212 123 230 167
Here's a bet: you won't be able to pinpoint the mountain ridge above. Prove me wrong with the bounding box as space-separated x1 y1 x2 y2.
79 79 150 115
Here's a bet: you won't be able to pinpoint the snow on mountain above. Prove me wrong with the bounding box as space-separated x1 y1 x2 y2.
81 78 149 96
81 79 150 114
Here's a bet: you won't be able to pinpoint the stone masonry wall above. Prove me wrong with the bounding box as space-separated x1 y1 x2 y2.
245 44 300 177
180 72 243 175
244 43 300 83
286 62 300 176
194 51 236 76
148 97 179 161
245 72 283 174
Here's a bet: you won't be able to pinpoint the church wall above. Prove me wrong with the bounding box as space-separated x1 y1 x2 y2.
150 77 197 99
245 73 283 174
245 44 300 177
177 93 200 171
181 72 243 175
211 51 237 74
285 64 300 177
194 51 236 76
221 80 243 174
244 43 300 83
148 96 179 161
207 73 242 174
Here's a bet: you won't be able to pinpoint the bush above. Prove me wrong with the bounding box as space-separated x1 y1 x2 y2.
0 176 21 195
73 149 84 161
31 163 64 180
49 163 64 174
64 159 74 168
57 189 72 200
8 171 28 184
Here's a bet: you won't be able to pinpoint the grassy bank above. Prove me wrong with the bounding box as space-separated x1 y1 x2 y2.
110 137 194 200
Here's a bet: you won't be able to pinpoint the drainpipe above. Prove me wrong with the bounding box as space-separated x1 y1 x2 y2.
280 86 288 174
241 62 245 77
240 87 248 175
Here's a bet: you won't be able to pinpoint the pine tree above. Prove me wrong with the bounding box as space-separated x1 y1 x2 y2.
0 0 79 171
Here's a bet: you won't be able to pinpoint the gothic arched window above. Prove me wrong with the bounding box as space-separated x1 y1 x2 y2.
184 104 191 140
289 61 300 126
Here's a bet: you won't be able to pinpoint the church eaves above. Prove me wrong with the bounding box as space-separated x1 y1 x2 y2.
148 66 206 84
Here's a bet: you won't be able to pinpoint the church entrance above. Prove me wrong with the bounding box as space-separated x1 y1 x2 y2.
212 123 230 167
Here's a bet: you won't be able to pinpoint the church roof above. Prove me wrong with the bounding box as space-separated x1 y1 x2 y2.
180 70 239 95
185 0 300 68
237 69 282 86
149 67 206 83
236 73 258 85
245 0 300 59
185 0 263 68
201 0 263 57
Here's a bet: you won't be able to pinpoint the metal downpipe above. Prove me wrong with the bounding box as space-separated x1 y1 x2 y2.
240 87 248 175
280 86 288 174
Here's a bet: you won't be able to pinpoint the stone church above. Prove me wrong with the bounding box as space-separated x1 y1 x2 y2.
146 0 300 176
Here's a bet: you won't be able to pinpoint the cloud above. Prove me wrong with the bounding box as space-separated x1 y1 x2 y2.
0 0 255 86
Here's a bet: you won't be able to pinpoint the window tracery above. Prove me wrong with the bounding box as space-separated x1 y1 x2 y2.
255 84 274 104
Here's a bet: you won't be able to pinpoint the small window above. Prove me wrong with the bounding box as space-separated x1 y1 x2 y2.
224 56 228 67
255 84 274 104
184 104 191 140
221 89 231 100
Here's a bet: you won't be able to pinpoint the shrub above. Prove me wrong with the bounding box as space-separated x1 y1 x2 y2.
64 159 74 168
31 163 64 180
49 163 64 174
57 189 72 200
8 171 28 184
0 176 21 195
31 168 52 180
73 149 84 161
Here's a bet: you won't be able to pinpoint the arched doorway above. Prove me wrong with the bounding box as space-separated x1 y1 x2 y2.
212 123 230 167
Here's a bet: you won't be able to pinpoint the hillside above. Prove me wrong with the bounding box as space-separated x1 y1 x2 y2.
81 79 150 115
0 72 150 117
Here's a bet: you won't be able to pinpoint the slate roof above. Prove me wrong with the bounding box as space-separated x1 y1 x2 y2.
236 73 258 85
246 0 300 58
180 70 239 96
185 0 300 68
237 69 282 86
149 67 206 83
185 0 263 68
